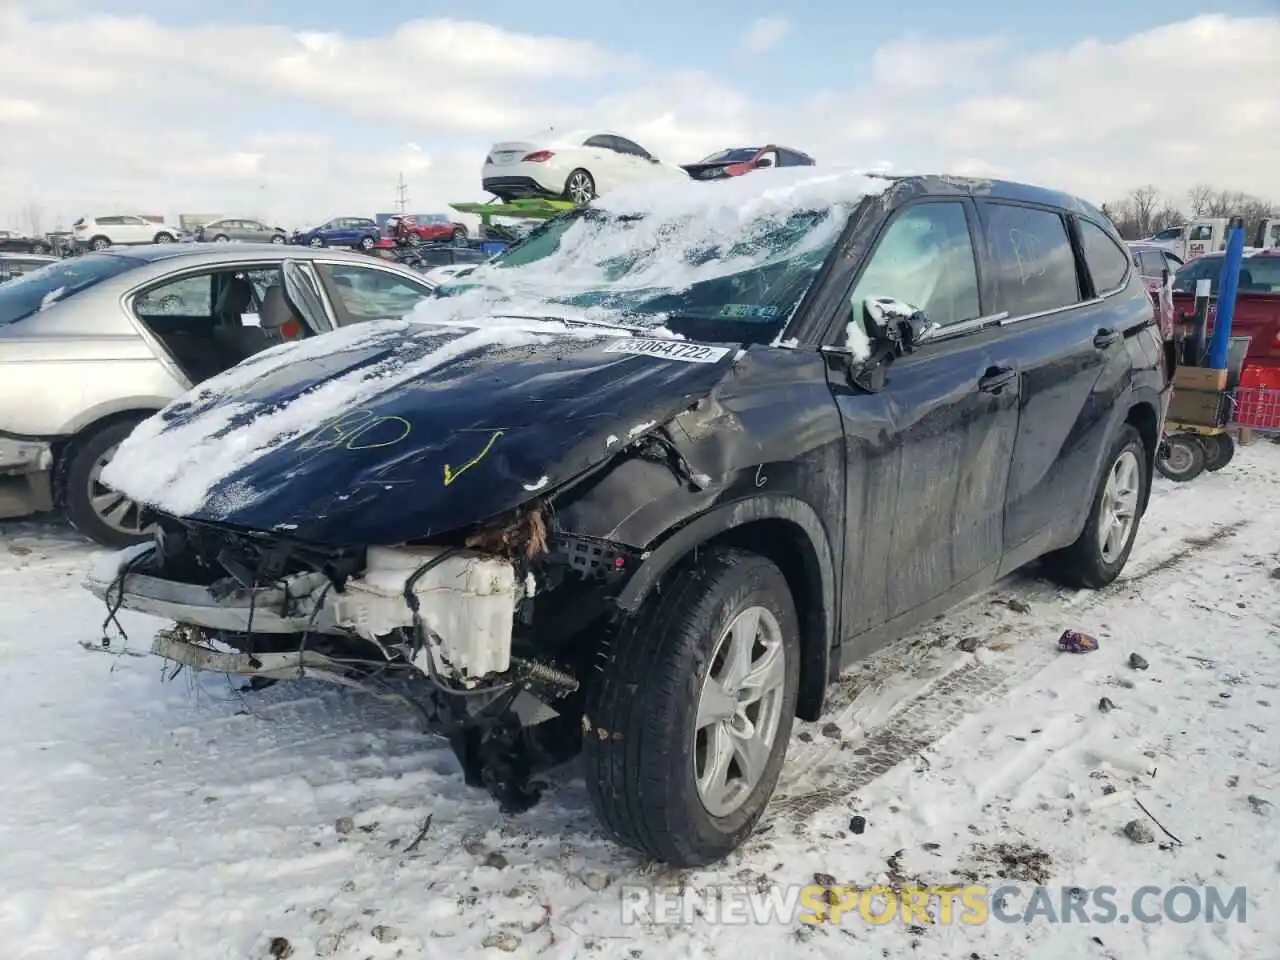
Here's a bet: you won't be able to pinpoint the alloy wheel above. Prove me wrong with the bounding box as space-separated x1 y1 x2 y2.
568 172 594 205
86 442 150 538
693 605 788 817
1098 449 1140 564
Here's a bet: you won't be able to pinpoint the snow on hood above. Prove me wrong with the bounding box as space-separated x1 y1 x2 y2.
99 316 617 517
422 167 881 332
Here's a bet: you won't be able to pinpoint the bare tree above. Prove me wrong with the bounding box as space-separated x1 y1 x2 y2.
20 201 45 237
1186 184 1213 218
1128 185 1161 238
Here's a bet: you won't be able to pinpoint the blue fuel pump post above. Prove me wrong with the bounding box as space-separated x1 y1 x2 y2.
1207 221 1246 370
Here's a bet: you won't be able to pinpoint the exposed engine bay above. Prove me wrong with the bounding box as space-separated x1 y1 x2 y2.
87 502 643 813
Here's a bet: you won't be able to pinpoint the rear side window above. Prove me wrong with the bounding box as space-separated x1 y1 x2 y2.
983 203 1081 316
1078 220 1130 293
0 253 139 325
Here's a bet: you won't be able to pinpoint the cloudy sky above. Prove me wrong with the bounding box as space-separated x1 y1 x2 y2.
0 0 1276 230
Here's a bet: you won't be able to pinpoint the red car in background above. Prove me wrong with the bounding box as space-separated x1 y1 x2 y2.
681 144 815 181
386 214 469 246
1170 248 1280 371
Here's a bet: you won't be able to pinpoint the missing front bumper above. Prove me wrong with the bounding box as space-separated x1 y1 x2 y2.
84 542 522 685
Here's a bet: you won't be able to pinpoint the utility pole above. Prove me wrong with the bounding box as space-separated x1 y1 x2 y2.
395 173 409 214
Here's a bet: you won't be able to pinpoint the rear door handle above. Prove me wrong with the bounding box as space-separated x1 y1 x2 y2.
978 365 1016 393
1093 328 1121 348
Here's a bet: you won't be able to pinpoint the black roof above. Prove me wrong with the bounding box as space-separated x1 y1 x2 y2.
872 173 1108 224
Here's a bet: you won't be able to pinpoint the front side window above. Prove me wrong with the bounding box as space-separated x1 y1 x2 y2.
983 202 1081 316
321 265 434 321
1079 219 1130 293
848 202 981 329
1151 226 1183 241
1188 224 1215 241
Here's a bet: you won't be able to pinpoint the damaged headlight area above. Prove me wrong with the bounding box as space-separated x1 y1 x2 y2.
84 504 641 812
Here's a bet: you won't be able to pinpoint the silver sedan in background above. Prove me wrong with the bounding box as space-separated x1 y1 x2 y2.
0 243 440 546
193 218 289 244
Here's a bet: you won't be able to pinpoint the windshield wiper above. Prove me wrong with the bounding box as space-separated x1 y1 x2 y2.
493 313 641 333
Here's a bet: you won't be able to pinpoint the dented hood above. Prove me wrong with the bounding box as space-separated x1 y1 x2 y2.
101 317 738 545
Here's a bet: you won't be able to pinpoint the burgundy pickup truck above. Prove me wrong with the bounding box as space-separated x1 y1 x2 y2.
1171 249 1280 372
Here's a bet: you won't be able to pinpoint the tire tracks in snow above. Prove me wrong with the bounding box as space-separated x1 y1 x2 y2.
768 516 1251 822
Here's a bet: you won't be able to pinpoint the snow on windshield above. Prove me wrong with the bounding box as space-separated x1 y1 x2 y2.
411 168 881 331
100 316 618 516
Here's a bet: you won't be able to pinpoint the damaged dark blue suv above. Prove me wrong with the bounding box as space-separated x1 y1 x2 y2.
85 169 1168 866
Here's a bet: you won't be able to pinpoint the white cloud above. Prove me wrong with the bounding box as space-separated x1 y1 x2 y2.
739 17 791 55
0 7 1276 233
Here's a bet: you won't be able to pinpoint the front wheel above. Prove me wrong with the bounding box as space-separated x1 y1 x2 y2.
153 232 174 244
270 235 285 244
582 547 799 866
1043 424 1149 589
309 237 324 248
212 234 230 243
1156 433 1206 482
359 236 375 251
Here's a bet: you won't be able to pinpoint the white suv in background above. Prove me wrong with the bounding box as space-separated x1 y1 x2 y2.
73 215 184 251
481 129 688 206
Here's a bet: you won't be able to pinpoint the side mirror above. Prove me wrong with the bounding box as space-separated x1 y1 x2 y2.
755 157 774 168
862 297 936 354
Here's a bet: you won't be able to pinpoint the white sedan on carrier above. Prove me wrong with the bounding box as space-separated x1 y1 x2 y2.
481 129 688 206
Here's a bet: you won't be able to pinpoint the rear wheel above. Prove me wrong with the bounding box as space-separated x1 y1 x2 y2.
359 236 375 251
1156 433 1206 482
270 234 286 244
90 236 111 251
582 547 799 866
153 232 175 244
563 169 596 206
1043 424 1148 589
452 227 467 245
1201 432 1235 472
212 234 230 243
309 237 324 248
58 418 154 548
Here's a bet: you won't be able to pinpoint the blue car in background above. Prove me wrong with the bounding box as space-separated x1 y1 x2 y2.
291 217 381 250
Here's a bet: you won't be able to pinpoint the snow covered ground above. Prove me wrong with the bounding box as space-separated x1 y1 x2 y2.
2 441 1279 960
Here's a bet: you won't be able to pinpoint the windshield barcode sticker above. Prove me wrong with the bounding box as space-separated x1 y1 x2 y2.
603 338 730 364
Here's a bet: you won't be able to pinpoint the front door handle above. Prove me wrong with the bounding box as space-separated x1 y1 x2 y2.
1093 328 1121 348
978 365 1016 393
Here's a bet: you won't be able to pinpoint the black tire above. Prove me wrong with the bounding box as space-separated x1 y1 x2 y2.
1201 432 1235 472
1155 433 1206 482
270 234 286 244
1042 424 1149 590
582 547 800 866
359 236 375 251
90 236 111 251
58 418 153 548
309 236 324 248
153 232 175 244
563 169 596 206
452 227 467 245
212 234 230 243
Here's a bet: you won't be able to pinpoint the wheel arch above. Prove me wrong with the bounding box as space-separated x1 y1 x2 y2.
614 495 837 722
